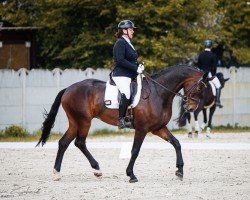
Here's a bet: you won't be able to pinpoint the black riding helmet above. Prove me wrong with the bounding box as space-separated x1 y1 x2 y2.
118 20 136 29
204 40 212 48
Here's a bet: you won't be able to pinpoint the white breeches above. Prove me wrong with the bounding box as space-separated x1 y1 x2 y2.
208 72 221 89
112 76 131 99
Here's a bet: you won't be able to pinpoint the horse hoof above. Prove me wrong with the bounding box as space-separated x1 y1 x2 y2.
188 132 192 138
53 169 61 181
175 171 183 181
129 177 138 183
194 131 198 138
93 169 102 178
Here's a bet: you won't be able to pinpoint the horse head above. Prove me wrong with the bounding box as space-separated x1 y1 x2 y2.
182 71 209 112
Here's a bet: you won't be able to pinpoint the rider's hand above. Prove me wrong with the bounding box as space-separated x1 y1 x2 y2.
137 66 143 74
139 63 145 71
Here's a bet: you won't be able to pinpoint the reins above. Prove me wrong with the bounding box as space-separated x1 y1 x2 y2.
143 72 188 102
143 71 203 102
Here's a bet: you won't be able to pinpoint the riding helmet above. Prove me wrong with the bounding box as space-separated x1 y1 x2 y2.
204 40 212 48
118 20 136 29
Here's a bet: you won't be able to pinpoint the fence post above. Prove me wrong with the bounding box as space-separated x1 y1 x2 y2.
229 66 237 127
19 68 28 128
52 68 62 132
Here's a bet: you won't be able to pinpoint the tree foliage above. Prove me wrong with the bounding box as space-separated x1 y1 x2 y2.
0 0 249 70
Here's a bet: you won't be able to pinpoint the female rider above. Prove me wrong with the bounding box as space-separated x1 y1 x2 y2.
112 20 144 129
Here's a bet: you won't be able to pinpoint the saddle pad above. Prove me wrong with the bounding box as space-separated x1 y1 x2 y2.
104 75 143 109
209 81 216 96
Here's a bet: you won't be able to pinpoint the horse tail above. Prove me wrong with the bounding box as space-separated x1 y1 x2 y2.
36 88 66 147
176 100 189 127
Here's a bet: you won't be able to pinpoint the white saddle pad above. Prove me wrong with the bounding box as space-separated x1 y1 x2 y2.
209 81 216 96
104 75 143 109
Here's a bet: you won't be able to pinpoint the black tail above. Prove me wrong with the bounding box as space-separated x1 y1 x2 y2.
36 88 66 147
176 99 189 127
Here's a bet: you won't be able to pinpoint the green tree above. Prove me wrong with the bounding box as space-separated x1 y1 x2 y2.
218 0 250 65
0 0 249 70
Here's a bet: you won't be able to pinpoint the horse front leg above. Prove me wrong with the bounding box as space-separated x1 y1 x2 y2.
200 108 208 130
126 130 146 183
153 127 184 180
186 112 193 138
194 111 200 138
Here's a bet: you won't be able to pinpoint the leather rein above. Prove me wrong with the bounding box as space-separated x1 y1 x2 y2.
142 71 206 102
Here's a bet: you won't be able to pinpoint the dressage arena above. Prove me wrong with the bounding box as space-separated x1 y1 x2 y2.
0 133 249 200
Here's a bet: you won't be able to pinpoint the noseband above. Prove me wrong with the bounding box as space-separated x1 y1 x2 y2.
184 77 207 102
143 72 206 103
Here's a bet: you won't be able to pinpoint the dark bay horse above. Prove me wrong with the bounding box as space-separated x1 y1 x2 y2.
178 72 229 138
37 65 208 183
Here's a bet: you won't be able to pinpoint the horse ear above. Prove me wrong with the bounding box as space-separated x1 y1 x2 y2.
224 78 230 82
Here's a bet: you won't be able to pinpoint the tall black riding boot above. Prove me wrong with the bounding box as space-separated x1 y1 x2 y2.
118 94 131 129
215 88 223 108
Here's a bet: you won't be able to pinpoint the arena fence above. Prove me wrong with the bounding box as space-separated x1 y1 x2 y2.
0 66 247 133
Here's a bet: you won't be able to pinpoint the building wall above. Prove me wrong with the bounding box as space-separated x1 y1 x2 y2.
0 29 38 69
0 44 29 69
0 66 246 133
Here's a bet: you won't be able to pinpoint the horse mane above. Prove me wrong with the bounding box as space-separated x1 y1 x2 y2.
151 65 202 79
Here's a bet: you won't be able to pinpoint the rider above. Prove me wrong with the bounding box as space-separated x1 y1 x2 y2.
197 40 223 108
111 19 145 129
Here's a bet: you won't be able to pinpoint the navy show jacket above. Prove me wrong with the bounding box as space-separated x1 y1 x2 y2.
197 50 217 76
112 37 139 79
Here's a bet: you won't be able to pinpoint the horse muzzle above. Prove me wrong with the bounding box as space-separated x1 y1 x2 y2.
183 101 199 112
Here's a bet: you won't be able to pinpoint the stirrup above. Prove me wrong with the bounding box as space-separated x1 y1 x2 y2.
118 118 132 129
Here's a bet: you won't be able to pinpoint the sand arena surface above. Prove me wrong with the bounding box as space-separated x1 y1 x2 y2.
0 133 250 200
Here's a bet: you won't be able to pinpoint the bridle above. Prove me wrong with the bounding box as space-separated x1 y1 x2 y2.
142 72 207 103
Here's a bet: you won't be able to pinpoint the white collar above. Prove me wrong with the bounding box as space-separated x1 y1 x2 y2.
122 35 131 43
205 48 211 51
122 36 135 50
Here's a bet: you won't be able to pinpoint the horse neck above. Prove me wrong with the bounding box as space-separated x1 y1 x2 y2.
153 67 200 100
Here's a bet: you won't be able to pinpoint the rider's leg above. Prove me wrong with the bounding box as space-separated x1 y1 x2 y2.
215 88 223 108
112 76 131 129
118 93 130 129
212 76 223 108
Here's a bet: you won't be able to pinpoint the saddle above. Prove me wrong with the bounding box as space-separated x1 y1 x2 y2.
104 75 143 128
108 78 138 105
104 74 143 109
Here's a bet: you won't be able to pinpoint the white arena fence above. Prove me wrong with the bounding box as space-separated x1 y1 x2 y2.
0 66 247 133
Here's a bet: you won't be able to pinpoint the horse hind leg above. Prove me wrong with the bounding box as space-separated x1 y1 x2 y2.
74 119 102 178
53 125 77 181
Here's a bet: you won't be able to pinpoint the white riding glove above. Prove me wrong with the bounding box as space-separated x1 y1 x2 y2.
137 66 143 74
137 63 145 74
139 63 145 71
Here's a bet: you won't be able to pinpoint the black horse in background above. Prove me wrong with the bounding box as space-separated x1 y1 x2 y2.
178 72 229 138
